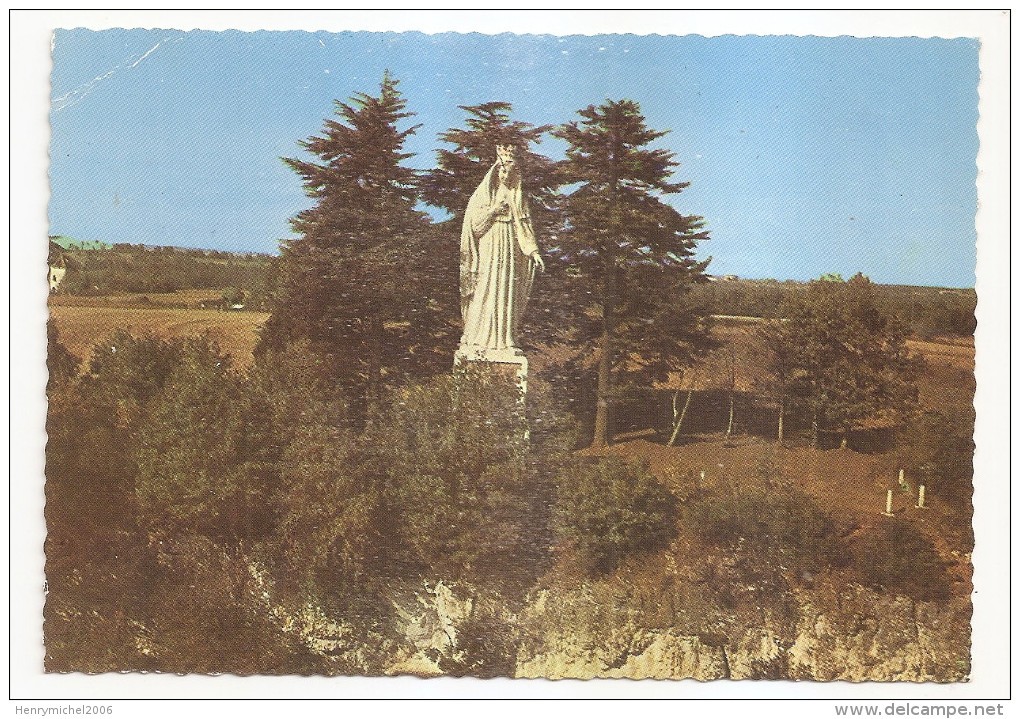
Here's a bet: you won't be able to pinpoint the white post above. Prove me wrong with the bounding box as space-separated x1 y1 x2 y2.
899 469 905 485
916 484 927 509
883 489 894 516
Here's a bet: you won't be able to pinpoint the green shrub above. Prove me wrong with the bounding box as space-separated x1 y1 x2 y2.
79 330 187 428
47 332 175 536
372 369 551 589
552 457 679 574
247 339 350 439
46 323 79 390
134 338 281 542
276 368 557 610
850 520 952 601
274 423 391 617
896 410 974 511
684 485 844 576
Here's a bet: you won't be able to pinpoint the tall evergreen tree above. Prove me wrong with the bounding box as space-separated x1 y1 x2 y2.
554 100 711 447
260 73 438 419
420 102 561 234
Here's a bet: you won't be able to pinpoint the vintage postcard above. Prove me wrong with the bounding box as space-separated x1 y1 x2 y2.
11 9 1009 708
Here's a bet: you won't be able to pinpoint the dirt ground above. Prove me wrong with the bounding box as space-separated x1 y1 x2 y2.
586 334 976 599
49 302 269 370
598 433 972 596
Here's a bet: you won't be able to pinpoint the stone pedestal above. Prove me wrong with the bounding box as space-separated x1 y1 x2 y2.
453 345 528 395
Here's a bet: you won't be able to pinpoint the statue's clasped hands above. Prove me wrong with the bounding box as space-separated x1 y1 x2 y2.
488 194 543 271
490 199 512 218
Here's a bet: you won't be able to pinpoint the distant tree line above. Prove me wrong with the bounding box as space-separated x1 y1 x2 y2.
52 243 274 307
688 276 976 339
55 238 975 342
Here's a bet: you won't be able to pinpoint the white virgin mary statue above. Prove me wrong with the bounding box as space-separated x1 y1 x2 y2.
459 145 544 360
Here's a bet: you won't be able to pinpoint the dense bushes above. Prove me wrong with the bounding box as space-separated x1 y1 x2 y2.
44 313 968 676
679 460 847 606
850 520 952 601
134 345 279 542
679 461 954 605
685 484 844 578
46 323 79 389
274 367 584 613
44 330 317 672
46 332 683 671
895 410 974 512
553 457 679 574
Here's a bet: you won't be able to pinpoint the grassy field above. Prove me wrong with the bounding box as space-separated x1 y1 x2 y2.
49 298 269 370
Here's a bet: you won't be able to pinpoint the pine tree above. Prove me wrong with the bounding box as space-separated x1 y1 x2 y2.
554 100 710 447
260 73 435 420
420 102 561 234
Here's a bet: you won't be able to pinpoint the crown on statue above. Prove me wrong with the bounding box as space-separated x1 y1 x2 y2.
496 144 518 166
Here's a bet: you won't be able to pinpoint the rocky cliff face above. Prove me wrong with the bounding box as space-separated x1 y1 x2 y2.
253 558 969 681
785 585 971 682
513 579 969 681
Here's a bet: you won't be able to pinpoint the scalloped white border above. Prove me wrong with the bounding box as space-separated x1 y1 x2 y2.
9 8 1010 712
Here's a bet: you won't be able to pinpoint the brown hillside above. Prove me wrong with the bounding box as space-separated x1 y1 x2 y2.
594 435 972 596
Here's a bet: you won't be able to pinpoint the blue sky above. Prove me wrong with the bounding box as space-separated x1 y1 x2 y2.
49 29 979 287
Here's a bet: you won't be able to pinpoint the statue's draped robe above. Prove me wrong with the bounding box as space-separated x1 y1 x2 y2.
459 163 539 351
